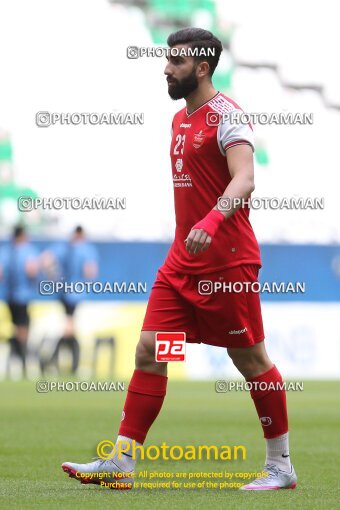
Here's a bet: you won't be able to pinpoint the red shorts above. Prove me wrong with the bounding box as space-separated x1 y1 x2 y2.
142 263 265 348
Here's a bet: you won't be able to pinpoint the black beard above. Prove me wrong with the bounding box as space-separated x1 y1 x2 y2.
168 69 198 100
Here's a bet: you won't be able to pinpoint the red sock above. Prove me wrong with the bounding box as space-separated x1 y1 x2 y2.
118 369 168 444
247 365 288 439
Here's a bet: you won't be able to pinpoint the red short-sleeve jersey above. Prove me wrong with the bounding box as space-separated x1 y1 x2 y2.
165 91 261 274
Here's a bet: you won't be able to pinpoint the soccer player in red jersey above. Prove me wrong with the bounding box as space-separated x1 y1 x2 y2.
62 28 297 491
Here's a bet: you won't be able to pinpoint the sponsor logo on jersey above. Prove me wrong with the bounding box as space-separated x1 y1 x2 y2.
228 327 247 335
175 158 183 172
180 123 191 128
173 173 192 187
193 130 205 149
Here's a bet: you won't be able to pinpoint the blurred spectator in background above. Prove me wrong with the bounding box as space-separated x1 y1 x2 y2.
0 225 39 377
41 226 98 373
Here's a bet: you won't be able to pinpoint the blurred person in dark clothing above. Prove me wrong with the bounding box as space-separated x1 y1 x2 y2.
41 226 98 373
0 225 39 377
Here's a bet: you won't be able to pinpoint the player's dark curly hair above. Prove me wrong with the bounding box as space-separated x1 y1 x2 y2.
167 28 222 76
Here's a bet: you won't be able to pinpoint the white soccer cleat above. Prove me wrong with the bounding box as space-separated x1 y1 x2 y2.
240 464 297 490
61 458 134 490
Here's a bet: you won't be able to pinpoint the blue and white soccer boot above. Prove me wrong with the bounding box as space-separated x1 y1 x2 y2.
62 458 134 490
240 464 297 490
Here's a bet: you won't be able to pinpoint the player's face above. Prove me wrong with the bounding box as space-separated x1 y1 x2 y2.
164 45 198 100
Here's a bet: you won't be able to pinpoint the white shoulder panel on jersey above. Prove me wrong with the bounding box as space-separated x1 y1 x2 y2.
208 95 254 156
217 111 255 156
209 94 236 115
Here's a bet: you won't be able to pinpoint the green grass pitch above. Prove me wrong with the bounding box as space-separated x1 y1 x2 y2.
0 380 339 510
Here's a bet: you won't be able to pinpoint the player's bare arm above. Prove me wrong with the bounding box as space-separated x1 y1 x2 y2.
185 143 255 255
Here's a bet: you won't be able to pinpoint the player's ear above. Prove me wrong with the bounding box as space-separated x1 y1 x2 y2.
197 61 210 79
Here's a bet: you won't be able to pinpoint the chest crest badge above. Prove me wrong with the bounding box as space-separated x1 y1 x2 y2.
193 130 205 149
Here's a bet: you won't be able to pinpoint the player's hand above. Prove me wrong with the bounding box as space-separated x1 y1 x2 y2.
185 228 212 255
185 209 224 255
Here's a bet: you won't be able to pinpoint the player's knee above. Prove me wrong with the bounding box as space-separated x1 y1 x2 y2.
135 332 156 369
228 352 250 373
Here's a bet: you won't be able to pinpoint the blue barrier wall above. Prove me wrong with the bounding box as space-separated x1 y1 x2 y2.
0 241 339 302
